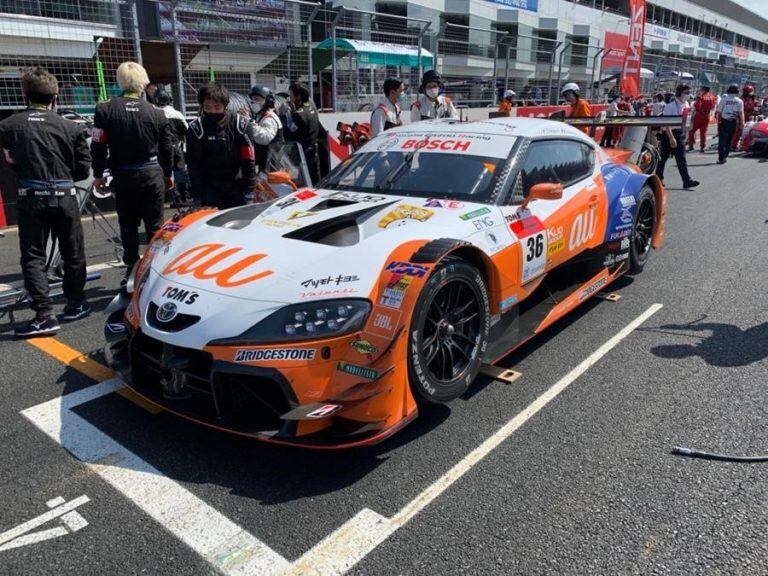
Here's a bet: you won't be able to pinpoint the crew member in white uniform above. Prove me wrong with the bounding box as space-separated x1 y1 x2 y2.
715 83 744 164
410 70 457 122
370 78 405 137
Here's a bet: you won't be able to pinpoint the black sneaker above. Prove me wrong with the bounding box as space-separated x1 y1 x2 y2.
683 180 700 189
62 301 91 321
15 315 60 338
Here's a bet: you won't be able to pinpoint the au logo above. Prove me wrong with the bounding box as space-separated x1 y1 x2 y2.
163 243 273 288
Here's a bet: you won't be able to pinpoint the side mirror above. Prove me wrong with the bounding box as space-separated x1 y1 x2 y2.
521 182 563 210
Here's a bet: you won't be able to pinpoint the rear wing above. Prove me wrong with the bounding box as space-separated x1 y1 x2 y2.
550 113 686 138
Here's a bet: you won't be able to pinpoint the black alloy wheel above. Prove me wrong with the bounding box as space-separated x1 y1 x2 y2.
629 186 656 273
408 258 490 404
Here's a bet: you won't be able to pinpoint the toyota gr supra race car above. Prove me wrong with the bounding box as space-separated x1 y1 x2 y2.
104 116 668 449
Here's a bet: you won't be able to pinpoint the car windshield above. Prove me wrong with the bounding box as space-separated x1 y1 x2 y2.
321 134 517 203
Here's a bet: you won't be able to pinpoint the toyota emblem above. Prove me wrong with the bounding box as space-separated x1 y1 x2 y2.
156 302 178 323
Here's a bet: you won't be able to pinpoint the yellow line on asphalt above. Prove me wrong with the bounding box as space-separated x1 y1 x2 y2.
27 337 162 414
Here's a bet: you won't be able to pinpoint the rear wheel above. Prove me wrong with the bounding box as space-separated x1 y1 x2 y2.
408 258 490 404
629 186 656 273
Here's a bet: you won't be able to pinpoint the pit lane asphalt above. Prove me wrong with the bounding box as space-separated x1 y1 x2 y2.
1 149 767 575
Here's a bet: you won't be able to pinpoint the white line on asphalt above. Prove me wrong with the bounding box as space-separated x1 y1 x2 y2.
20 378 290 575
284 303 664 576
0 495 90 547
87 260 124 273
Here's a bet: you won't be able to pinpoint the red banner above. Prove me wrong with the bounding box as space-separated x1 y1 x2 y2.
620 0 647 98
603 32 628 71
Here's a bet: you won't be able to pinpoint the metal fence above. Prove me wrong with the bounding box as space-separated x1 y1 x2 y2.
1 0 768 118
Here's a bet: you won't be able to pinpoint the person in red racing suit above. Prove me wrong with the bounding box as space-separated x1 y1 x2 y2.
687 86 716 152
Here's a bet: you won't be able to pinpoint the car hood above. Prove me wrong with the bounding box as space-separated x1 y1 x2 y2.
141 189 510 347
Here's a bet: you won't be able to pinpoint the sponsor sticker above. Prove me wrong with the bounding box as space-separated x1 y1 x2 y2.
161 222 182 233
547 226 564 242
306 404 343 418
620 207 633 224
260 218 301 229
300 288 358 299
155 302 178 323
161 285 199 305
350 338 378 360
423 199 464 209
510 215 547 283
484 229 503 253
380 274 412 309
378 205 434 229
295 189 317 201
287 210 316 220
385 261 429 278
569 208 597 251
547 238 565 257
609 229 632 240
621 237 631 250
301 274 359 289
337 361 379 380
500 294 518 311
368 308 401 338
472 216 495 231
401 138 471 152
619 195 636 207
460 207 491 221
234 348 316 362
579 277 607 301
326 191 386 203
163 243 273 288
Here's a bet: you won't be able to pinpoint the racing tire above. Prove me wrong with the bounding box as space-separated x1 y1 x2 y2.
629 186 656 274
408 257 490 404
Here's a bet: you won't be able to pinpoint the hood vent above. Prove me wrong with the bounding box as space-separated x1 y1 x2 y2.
206 203 271 229
283 201 396 246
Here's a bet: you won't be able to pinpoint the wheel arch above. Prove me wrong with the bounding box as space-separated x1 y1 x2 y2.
410 238 501 313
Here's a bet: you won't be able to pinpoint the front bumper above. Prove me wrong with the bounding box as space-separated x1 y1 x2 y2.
104 301 413 449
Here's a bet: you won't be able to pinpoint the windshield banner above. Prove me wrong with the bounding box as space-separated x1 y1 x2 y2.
361 131 516 159
620 0 647 98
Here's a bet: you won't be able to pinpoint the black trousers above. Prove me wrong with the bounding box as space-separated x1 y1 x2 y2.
656 130 692 185
17 195 86 315
201 183 244 210
718 119 738 161
112 166 165 267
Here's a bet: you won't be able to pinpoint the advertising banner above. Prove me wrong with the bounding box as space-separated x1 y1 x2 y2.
620 0 647 98
486 0 538 10
603 32 628 70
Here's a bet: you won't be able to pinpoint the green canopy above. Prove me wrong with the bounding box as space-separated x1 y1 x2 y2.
316 38 434 68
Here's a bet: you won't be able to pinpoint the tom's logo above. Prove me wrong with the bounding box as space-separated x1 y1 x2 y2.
163 243 272 288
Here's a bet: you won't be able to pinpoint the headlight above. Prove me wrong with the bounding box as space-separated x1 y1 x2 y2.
209 299 372 345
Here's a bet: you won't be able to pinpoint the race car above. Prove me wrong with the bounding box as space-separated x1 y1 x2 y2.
738 116 768 154
104 116 667 449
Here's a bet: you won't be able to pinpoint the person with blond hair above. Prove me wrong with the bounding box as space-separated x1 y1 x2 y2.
91 61 173 278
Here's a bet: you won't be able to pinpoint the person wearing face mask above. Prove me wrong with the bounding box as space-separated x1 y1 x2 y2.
91 61 174 279
656 84 699 189
0 68 92 337
247 85 284 177
370 78 405 137
410 70 457 123
186 83 257 209
285 82 320 184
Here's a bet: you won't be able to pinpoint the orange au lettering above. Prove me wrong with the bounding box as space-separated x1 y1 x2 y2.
162 243 273 288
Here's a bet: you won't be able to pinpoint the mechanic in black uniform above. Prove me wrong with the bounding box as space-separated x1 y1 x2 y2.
186 83 257 208
0 68 91 337
91 61 173 274
285 82 321 185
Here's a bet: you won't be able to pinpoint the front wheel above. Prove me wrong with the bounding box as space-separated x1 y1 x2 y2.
629 186 656 273
408 258 490 404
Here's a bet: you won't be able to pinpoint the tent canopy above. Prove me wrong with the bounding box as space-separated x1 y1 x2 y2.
602 66 655 79
656 70 695 80
316 38 434 68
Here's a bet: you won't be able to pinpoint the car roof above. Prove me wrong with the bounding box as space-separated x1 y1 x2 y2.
386 116 594 142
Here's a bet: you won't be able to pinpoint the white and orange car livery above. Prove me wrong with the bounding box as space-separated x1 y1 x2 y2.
105 117 666 449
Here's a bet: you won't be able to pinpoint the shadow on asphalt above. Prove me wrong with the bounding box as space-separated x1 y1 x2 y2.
50 273 638 505
647 319 768 368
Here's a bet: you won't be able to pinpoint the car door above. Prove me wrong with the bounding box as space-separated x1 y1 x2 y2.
500 138 604 287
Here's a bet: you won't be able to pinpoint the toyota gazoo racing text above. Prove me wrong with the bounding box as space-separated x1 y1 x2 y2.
104 117 667 448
